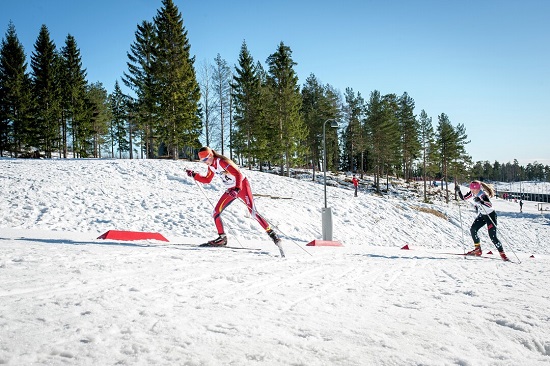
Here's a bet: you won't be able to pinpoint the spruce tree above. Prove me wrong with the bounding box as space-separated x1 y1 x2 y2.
253 61 273 167
109 81 129 158
30 24 60 157
152 0 201 158
265 42 305 176
123 20 157 158
60 34 87 158
301 74 340 179
85 82 110 158
0 21 31 156
301 74 325 175
124 96 138 159
232 41 263 168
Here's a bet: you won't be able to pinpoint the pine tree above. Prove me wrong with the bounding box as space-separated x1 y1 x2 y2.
366 91 400 192
0 21 32 156
324 85 342 173
398 92 420 181
418 109 436 202
365 90 383 190
152 0 201 158
436 113 470 203
265 42 305 176
342 88 364 172
436 113 454 201
449 122 471 183
30 24 60 157
381 93 402 186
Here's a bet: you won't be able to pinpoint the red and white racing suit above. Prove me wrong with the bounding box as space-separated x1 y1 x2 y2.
193 158 271 235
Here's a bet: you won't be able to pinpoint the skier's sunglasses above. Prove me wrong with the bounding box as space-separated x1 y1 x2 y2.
198 151 212 162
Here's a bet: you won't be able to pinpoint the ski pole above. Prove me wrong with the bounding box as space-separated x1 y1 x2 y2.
245 197 313 257
457 200 466 255
193 177 214 209
455 179 466 254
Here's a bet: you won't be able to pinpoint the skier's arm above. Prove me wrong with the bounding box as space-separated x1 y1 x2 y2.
477 194 493 209
455 188 471 201
194 168 215 184
461 191 483 210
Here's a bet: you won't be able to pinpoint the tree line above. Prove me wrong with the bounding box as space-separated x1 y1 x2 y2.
0 21 101 158
471 159 549 183
1 0 548 195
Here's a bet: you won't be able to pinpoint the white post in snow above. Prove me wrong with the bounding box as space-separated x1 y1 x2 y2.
322 118 339 241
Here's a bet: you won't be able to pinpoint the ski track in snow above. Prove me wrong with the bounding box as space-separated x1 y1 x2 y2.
1 158 550 365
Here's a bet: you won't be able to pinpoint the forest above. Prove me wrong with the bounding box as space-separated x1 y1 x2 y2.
1 0 548 186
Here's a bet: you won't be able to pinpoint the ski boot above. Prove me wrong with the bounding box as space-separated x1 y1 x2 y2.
465 245 482 256
206 234 227 246
267 229 285 257
499 251 509 262
267 229 281 244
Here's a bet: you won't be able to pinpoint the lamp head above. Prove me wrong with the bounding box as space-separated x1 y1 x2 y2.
330 121 339 128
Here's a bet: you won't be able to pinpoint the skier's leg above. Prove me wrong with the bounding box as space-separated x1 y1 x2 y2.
212 192 237 234
240 179 271 231
470 215 485 245
486 212 503 252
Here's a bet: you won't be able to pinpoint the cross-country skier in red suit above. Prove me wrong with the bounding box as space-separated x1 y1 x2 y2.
352 175 359 197
186 146 282 248
455 180 509 261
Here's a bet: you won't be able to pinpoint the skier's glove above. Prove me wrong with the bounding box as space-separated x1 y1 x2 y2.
474 197 481 203
185 169 196 178
454 185 461 192
227 187 240 198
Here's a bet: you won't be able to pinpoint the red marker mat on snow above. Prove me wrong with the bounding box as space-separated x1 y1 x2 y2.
97 230 169 242
306 240 343 247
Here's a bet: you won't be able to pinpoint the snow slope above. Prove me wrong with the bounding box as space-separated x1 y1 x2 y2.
1 158 549 365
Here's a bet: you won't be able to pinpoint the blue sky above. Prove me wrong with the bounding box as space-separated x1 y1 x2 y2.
2 0 549 166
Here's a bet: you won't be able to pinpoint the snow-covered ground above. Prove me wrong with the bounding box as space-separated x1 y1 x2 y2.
1 158 549 365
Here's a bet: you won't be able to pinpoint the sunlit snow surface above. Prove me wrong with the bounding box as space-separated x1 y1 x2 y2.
1 159 549 365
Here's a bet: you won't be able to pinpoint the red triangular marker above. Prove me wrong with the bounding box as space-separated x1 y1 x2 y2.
486 251 493 255
401 244 410 250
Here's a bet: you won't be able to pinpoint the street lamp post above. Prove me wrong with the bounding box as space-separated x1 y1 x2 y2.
322 118 339 240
